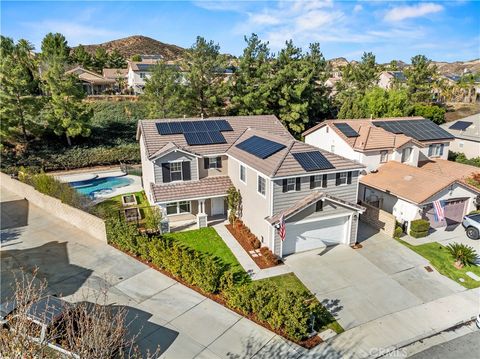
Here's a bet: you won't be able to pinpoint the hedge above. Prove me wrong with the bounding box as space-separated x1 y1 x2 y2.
409 219 430 238
393 226 403 238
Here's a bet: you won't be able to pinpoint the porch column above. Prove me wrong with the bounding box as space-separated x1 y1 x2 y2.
197 199 207 228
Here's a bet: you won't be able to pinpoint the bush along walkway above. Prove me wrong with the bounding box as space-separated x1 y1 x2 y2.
106 217 343 347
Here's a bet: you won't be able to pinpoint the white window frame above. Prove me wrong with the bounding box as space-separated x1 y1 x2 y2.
139 72 146 79
286 178 296 192
401 147 412 163
312 175 324 188
257 175 266 197
380 150 388 163
208 157 218 169
239 165 246 184
166 201 191 216
429 144 442 157
170 161 183 182
338 172 348 186
331 144 335 153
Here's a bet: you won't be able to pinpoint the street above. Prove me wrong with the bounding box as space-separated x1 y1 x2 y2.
408 330 480 358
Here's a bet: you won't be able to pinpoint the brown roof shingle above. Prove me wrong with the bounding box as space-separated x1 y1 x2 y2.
151 176 233 203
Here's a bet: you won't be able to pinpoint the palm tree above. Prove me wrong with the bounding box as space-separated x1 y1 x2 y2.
446 243 477 269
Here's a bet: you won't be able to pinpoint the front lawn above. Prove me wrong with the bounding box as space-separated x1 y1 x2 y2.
258 273 344 334
163 227 244 274
397 239 480 289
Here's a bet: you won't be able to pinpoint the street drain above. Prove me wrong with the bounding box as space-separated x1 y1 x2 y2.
424 266 433 272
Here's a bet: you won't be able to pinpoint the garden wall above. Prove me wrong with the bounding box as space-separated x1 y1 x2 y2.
359 200 396 237
0 172 107 242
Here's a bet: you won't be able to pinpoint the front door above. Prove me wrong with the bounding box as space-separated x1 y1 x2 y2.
211 197 224 216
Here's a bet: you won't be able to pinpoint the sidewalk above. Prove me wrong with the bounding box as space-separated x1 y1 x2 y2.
308 288 479 358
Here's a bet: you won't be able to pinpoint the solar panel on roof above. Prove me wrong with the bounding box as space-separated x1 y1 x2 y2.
184 131 226 145
372 119 453 141
335 123 360 137
168 122 184 134
184 132 200 145
449 121 472 131
292 151 335 171
136 64 154 71
216 119 233 131
209 131 227 144
193 121 208 132
180 121 195 133
205 120 220 131
156 123 172 135
235 135 286 159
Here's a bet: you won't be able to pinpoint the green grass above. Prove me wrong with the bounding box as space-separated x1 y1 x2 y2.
163 227 244 273
397 239 480 289
258 273 344 334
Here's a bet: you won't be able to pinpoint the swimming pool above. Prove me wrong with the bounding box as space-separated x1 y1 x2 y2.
71 176 134 198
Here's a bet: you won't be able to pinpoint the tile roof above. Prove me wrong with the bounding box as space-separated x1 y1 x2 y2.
418 159 480 182
266 191 365 225
102 68 128 79
304 117 432 152
65 66 115 85
441 114 480 143
360 161 480 204
227 128 364 178
138 115 292 158
151 176 233 203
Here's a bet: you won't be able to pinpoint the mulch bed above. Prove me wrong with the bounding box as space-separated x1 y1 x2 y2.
109 242 322 349
226 223 282 269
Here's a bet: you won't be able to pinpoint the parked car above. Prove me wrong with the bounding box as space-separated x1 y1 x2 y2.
462 213 480 240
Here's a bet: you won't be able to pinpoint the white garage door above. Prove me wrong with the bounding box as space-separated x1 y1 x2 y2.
282 216 349 256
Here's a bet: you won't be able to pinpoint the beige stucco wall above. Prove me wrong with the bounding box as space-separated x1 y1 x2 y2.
448 139 480 159
198 155 229 179
1 173 107 242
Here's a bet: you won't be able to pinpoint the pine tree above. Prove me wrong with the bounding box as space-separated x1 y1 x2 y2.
40 32 70 63
404 55 436 103
106 49 127 69
71 45 93 69
0 36 43 149
182 36 228 117
229 34 272 115
142 61 185 118
92 47 109 72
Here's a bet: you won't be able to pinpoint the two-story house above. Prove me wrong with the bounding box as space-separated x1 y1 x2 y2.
304 117 480 229
137 115 365 257
127 59 159 94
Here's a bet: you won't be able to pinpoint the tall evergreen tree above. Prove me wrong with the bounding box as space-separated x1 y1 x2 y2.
182 36 228 117
229 34 272 115
404 55 436 103
92 47 109 72
71 44 93 69
142 61 185 118
40 32 70 63
0 36 43 149
106 49 127 69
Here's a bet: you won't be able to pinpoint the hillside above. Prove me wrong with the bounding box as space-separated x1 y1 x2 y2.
75 35 184 60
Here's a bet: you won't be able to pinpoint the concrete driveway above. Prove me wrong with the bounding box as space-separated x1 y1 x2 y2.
285 223 465 330
0 187 306 359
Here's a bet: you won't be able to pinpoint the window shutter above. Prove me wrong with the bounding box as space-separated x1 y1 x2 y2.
347 171 352 184
322 174 328 188
216 156 222 168
310 176 315 189
428 145 433 157
204 158 209 169
161 163 171 183
282 179 288 193
335 173 341 186
295 177 301 191
182 161 191 181
315 201 323 212
439 144 444 156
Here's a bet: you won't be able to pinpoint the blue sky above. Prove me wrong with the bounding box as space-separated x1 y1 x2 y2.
1 1 479 63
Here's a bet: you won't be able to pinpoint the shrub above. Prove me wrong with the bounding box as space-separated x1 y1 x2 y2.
469 210 480 215
412 104 446 125
393 226 403 238
446 243 478 268
225 281 320 341
409 219 430 238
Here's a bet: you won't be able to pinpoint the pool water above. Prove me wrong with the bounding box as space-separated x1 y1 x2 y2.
71 176 134 197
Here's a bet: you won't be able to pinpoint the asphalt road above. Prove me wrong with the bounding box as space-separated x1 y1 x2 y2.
409 331 480 359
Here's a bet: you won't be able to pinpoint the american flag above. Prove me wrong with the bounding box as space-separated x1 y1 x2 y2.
433 200 445 222
278 215 286 241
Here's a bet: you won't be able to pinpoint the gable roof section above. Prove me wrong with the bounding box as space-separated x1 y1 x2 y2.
148 142 201 160
102 68 128 79
266 191 365 225
65 66 115 85
227 128 364 178
360 161 480 204
137 115 292 158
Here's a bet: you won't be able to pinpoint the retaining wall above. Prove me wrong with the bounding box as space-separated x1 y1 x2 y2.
359 200 396 237
0 172 107 242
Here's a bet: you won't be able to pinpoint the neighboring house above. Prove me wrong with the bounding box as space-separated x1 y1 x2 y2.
378 71 406 89
304 116 480 229
102 68 128 92
441 114 480 159
65 66 115 95
137 115 365 257
127 59 159 94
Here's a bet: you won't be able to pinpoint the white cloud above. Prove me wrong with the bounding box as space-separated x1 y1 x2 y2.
249 12 282 26
353 4 363 13
23 20 123 46
384 3 444 22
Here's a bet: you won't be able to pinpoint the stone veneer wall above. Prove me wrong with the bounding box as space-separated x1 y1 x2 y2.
359 200 396 237
1 172 107 242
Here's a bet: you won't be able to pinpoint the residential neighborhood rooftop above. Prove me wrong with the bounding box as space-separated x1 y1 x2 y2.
441 113 480 143
360 161 480 204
